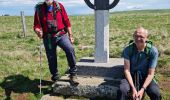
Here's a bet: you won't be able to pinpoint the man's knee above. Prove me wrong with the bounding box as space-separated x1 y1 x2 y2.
46 51 56 60
119 83 129 95
148 88 161 99
147 81 162 99
65 45 75 54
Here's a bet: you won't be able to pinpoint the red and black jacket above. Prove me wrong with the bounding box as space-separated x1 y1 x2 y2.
33 2 71 38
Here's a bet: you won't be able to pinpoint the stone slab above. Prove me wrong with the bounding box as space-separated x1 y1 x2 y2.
52 75 121 99
76 57 124 79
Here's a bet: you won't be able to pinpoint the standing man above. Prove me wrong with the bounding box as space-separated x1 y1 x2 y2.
118 27 161 100
34 0 78 83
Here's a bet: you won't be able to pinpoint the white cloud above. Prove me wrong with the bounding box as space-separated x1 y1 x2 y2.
127 5 144 10
0 0 86 7
0 0 169 8
0 0 170 15
59 0 86 7
0 0 38 6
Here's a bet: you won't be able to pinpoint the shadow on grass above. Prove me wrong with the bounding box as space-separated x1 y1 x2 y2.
0 74 53 100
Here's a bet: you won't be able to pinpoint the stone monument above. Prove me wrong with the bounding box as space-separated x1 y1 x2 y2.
84 0 119 63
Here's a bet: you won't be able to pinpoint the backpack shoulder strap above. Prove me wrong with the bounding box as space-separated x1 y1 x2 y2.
55 1 61 11
35 2 44 12
128 40 153 58
55 1 68 33
145 41 153 59
145 41 152 54
35 2 45 28
128 40 135 58
53 1 61 21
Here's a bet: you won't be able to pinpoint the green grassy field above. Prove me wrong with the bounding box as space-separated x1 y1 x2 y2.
0 9 170 99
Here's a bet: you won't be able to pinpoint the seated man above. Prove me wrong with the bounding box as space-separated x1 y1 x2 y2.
118 27 162 100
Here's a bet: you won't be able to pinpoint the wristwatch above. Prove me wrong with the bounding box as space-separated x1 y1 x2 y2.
142 86 146 91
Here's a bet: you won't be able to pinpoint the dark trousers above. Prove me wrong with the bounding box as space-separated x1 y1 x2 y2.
118 79 162 100
43 34 77 76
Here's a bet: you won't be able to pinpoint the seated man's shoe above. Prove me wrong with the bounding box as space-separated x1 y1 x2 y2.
51 75 59 82
69 75 79 85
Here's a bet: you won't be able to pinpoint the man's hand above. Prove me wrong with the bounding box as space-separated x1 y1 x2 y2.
67 27 74 44
35 28 43 39
132 88 138 100
69 34 74 44
137 88 145 100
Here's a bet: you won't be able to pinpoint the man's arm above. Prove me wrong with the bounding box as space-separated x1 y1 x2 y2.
59 3 73 44
124 59 135 89
34 11 43 38
59 3 71 28
67 27 74 44
124 59 138 98
137 47 158 99
142 68 155 90
137 68 155 99
142 47 158 89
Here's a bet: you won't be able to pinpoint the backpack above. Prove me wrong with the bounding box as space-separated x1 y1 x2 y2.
127 40 158 83
35 1 67 33
35 1 61 17
128 40 152 60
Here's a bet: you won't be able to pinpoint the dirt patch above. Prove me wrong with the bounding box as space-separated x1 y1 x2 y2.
159 80 170 91
158 66 170 80
14 93 28 100
158 66 170 91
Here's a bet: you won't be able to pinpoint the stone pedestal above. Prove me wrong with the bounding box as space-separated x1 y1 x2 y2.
52 76 120 99
52 58 124 99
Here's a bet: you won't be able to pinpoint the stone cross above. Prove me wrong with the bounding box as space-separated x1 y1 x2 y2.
84 0 119 63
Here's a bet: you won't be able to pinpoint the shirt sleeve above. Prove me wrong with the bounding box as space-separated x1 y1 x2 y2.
59 3 71 27
148 47 159 69
122 46 130 60
33 11 41 30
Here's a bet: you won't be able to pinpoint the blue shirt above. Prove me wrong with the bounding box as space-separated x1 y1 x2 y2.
122 44 159 76
47 5 53 12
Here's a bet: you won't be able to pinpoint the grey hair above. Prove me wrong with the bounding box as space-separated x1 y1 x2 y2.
136 26 149 37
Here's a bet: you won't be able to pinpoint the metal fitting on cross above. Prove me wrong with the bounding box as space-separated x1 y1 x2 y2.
84 0 119 10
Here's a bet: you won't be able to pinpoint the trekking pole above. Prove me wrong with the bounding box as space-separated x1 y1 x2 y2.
35 3 44 94
134 71 140 100
39 40 43 94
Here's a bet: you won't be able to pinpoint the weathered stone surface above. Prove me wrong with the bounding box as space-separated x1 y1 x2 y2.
52 75 121 99
41 94 81 100
41 94 64 100
76 57 124 78
51 58 124 99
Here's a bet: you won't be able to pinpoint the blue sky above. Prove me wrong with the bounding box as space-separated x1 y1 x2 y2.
0 0 170 16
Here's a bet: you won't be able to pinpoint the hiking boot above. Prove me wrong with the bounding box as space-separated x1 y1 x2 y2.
69 75 79 85
51 75 59 82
